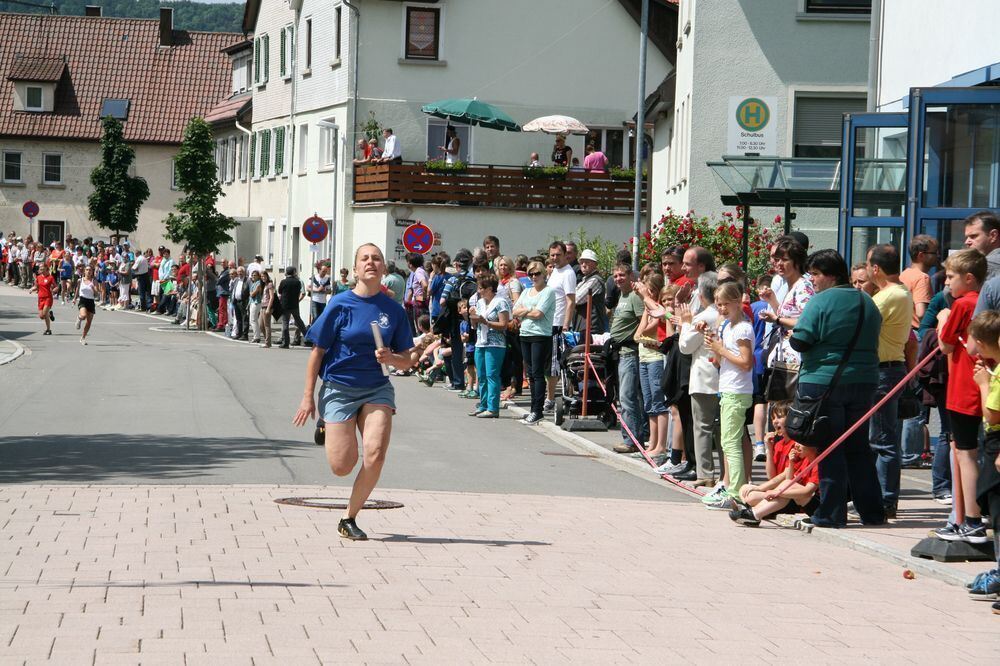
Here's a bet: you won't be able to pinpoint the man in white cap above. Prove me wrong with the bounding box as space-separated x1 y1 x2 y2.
574 249 608 333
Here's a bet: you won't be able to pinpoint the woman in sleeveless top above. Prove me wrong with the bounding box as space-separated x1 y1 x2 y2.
439 126 461 165
76 265 98 345
551 135 572 167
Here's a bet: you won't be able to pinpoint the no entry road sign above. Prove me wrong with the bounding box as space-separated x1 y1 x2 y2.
22 200 39 219
402 221 434 255
302 215 329 244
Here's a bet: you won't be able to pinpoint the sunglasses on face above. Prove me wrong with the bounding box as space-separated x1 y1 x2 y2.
528 271 543 277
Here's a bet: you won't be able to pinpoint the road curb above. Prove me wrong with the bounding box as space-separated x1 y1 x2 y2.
0 335 26 366
502 400 701 498
110 306 310 350
504 397 975 590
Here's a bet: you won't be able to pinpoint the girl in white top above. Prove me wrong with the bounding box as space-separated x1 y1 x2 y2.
440 126 461 165
705 281 755 504
76 265 98 345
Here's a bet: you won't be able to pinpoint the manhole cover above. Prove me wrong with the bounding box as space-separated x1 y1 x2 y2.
274 497 404 510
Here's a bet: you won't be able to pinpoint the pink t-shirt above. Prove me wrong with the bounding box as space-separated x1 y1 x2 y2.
583 151 608 172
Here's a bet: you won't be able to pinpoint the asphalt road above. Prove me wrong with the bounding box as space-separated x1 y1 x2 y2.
0 284 687 501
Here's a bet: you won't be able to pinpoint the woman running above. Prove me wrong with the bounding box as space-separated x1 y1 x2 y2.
293 243 432 540
76 265 98 345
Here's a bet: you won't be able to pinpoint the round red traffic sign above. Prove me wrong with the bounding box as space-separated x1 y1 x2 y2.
302 215 329 244
22 200 39 218
402 221 434 255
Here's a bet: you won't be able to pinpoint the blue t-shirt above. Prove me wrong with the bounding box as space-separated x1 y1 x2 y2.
305 290 414 388
429 274 446 318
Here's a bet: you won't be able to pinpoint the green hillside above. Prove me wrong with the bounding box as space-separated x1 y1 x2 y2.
0 0 243 33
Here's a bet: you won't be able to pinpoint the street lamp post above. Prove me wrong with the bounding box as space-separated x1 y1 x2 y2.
631 0 649 272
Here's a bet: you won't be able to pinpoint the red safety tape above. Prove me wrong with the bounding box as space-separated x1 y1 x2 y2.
585 353 707 496
771 347 942 500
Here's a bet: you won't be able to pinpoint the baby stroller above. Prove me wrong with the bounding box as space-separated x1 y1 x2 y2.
554 331 617 429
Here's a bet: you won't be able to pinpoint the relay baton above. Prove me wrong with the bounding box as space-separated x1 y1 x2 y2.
370 322 391 376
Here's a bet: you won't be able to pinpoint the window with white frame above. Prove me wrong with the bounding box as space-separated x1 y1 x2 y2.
25 86 43 111
274 126 286 175
426 119 469 163
266 219 275 266
42 153 62 184
304 18 313 71
232 53 252 94
298 124 309 174
238 135 247 181
804 0 871 14
171 161 179 190
335 6 343 61
280 25 294 78
279 219 288 266
2 151 22 182
249 132 254 180
254 34 269 85
793 95 867 158
404 6 441 60
319 123 337 169
260 128 272 177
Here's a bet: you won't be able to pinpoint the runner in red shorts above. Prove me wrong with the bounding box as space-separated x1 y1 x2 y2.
29 263 56 335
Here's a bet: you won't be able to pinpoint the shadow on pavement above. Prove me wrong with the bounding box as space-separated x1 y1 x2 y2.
0 434 313 483
377 533 551 547
0 329 34 340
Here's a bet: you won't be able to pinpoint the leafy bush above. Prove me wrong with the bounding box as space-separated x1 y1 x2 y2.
634 209 784 283
523 165 568 180
425 159 467 173
608 166 647 181
0 1 243 32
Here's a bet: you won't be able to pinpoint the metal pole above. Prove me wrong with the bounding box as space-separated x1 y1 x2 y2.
582 297 591 418
631 0 649 272
740 205 750 269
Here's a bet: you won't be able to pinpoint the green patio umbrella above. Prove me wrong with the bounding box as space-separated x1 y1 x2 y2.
420 97 521 131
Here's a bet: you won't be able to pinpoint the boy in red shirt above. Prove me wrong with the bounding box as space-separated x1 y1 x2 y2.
29 263 56 335
728 400 819 526
936 248 989 543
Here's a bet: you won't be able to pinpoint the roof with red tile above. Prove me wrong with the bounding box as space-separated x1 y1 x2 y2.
7 57 66 82
204 92 251 125
0 14 241 145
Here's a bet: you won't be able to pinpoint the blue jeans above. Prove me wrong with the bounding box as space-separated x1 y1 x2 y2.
475 346 505 413
900 410 926 467
930 404 952 496
869 364 905 509
799 381 885 527
617 352 647 444
638 360 667 416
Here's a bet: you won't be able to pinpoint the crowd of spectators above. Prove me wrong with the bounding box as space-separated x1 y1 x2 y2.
380 219 999 611
3 214 998 610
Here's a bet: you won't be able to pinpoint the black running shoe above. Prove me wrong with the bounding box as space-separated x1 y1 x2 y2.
728 506 760 527
314 419 326 446
49 311 54 321
338 518 367 541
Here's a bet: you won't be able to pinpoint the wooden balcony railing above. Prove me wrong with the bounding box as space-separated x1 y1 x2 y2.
354 162 646 212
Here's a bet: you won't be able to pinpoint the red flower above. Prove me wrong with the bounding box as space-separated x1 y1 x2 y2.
774 215 782 224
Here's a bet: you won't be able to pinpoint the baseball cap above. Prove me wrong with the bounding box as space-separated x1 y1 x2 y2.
579 249 598 263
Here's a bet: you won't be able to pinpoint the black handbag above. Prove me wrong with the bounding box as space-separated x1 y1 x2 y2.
765 332 799 401
897 380 923 420
785 290 866 447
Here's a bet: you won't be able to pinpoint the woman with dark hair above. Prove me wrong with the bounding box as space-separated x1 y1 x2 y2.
468 273 511 419
787 249 885 527
760 237 813 368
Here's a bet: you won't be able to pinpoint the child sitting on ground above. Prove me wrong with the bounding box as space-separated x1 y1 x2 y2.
730 401 819 526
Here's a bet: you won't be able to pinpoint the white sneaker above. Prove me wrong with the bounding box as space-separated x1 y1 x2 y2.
80 337 87 346
700 482 726 504
753 443 766 462
543 399 555 413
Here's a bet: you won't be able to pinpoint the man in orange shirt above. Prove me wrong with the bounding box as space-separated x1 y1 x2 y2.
900 234 938 328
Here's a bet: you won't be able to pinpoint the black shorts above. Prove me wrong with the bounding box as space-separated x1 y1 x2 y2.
79 297 96 314
948 410 981 451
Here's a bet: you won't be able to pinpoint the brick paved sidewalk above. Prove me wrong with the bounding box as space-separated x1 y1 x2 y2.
1 485 998 665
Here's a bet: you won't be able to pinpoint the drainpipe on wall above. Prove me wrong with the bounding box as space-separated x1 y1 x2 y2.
343 0 361 198
866 0 882 112
286 8 301 273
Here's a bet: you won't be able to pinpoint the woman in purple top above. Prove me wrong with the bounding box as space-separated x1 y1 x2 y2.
293 243 432 541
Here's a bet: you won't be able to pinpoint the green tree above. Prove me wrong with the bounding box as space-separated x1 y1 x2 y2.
88 116 150 238
164 117 238 329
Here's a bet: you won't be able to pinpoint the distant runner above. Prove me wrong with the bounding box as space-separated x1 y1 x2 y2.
76 265 98 345
29 264 56 335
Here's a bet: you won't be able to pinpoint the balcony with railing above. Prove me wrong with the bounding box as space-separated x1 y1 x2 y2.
353 162 646 212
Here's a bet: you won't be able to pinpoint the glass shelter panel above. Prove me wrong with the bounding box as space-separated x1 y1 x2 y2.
922 104 1000 209
852 126 907 217
851 226 902 264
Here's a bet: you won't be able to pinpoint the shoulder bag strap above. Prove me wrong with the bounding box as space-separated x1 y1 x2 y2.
825 289 867 395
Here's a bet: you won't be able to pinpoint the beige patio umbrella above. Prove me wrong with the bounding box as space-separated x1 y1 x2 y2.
522 115 589 135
